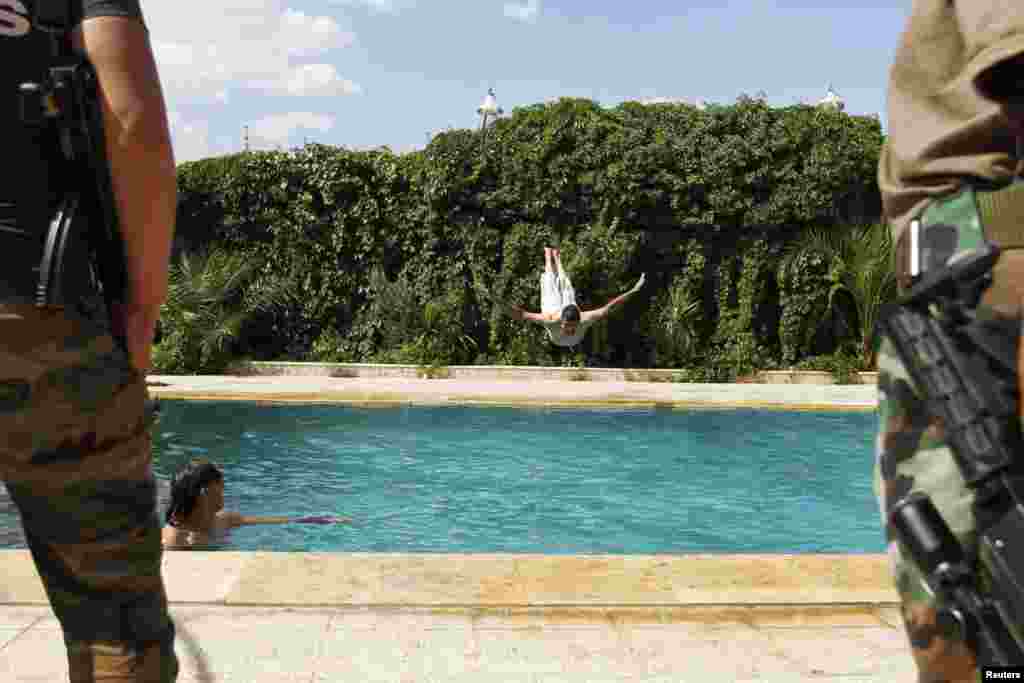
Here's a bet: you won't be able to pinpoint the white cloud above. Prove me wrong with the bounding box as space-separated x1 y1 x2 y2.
147 1 359 103
247 112 336 149
281 9 354 57
168 112 215 163
270 63 362 97
639 96 708 109
504 0 540 23
329 0 396 12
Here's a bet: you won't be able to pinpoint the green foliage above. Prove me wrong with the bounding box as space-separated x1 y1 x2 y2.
644 240 705 368
781 222 896 368
794 350 865 385
174 97 885 371
309 325 354 363
703 239 781 379
777 234 832 365
153 247 291 374
363 266 478 367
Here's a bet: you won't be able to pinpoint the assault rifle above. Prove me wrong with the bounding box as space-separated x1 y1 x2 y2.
18 2 127 350
879 241 1024 665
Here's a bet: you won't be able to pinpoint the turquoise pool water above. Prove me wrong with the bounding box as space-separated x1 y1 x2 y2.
0 401 884 554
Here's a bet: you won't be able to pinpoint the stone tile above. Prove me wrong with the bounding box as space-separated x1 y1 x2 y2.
0 606 50 629
625 627 814 679
736 605 895 629
612 605 750 628
0 628 25 650
874 652 919 680
762 627 895 677
488 554 898 606
731 678 881 683
30 615 61 631
850 626 914 657
875 605 904 628
174 642 320 682
623 622 759 642
328 608 474 631
531 677 637 683
163 551 252 603
471 629 568 675
179 669 313 683
0 628 68 681
524 627 629 676
148 374 879 410
511 555 678 605
0 550 48 604
473 607 612 630
174 606 334 631
0 551 899 610
226 553 527 606
313 625 478 679
171 610 328 682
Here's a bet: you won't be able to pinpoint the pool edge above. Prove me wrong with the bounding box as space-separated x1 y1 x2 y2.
0 551 897 608
150 391 877 412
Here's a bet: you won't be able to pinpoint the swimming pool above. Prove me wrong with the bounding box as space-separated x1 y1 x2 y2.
0 401 884 554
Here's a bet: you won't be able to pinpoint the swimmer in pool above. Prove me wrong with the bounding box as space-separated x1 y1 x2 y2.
162 460 351 548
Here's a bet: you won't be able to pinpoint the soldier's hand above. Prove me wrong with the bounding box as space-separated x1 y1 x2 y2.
111 302 161 374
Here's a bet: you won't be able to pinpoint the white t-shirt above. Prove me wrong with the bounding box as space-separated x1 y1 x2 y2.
541 319 590 347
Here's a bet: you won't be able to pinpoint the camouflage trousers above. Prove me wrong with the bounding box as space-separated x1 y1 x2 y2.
874 331 994 682
0 300 178 682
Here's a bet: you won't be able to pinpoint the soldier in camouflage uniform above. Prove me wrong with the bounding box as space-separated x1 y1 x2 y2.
0 1 179 680
877 3 1024 681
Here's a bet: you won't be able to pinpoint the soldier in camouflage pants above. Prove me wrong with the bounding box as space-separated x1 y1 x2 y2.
874 184 1024 680
875 335 980 680
877 2 1024 679
0 296 178 682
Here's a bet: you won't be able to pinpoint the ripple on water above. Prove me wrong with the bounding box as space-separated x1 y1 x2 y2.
3 404 888 554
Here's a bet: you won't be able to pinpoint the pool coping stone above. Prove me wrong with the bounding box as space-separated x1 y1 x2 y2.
145 375 879 411
0 551 897 608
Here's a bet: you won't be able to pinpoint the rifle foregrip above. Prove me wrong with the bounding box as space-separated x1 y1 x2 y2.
879 304 1015 485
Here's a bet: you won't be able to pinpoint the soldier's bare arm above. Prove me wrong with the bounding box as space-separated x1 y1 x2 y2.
71 16 176 373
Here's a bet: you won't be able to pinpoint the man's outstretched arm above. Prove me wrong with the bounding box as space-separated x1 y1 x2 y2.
502 302 554 323
582 273 645 324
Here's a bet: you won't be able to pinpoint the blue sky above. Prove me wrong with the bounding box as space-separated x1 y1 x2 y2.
146 1 911 163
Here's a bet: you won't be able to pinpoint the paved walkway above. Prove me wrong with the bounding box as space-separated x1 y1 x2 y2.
0 551 913 682
0 603 914 682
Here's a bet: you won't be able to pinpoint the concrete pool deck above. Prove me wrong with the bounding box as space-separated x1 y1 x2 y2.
144 374 879 411
1 374 911 681
0 552 910 681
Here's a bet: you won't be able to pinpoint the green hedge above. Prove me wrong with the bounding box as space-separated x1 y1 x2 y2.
161 96 886 375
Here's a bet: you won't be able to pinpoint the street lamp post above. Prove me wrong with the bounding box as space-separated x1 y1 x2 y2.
477 87 503 155
472 89 504 353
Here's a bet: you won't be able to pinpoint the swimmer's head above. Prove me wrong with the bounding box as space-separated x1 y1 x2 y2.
165 459 224 526
560 304 580 336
